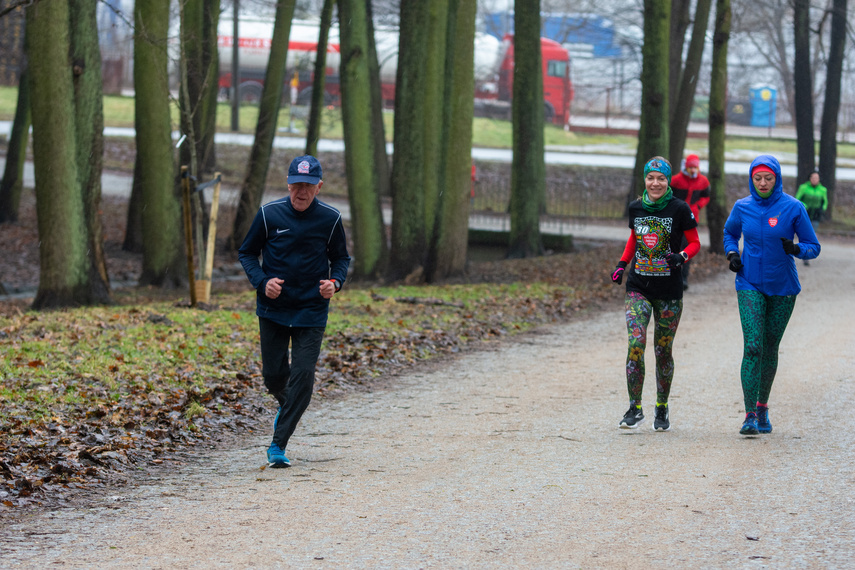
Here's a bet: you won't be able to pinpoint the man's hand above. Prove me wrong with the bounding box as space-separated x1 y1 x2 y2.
319 279 336 299
265 277 284 299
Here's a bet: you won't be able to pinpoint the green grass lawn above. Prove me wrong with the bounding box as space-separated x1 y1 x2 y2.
5 85 855 159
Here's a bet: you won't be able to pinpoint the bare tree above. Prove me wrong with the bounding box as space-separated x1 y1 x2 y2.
135 0 185 287
229 0 297 250
304 0 335 156
627 0 670 207
27 0 107 308
0 66 29 224
706 0 730 255
793 0 815 185
818 0 847 219
508 0 545 258
425 0 477 281
669 0 712 164
337 0 388 280
388 0 430 280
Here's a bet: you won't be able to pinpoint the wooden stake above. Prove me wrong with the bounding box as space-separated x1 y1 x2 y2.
181 165 197 307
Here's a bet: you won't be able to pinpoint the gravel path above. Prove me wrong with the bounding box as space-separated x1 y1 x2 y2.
2 240 854 568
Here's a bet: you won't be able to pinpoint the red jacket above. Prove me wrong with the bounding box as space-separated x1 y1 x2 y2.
670 171 710 220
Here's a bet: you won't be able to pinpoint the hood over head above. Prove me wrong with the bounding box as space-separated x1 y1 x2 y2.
748 155 783 200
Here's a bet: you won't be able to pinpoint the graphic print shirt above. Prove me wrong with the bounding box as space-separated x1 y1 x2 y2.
626 198 697 300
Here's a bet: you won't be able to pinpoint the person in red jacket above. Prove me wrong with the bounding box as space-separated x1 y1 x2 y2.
670 154 710 290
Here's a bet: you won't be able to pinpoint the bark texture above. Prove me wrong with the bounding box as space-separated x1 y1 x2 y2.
508 0 545 259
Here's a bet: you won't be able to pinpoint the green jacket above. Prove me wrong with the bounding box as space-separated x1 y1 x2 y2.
795 182 828 211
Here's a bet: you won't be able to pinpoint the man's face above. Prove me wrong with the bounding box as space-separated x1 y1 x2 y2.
810 172 820 186
686 165 699 178
289 181 322 211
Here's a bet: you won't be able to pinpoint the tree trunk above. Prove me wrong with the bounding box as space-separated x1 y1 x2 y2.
179 0 220 178
337 0 388 280
421 0 449 242
425 0 476 281
669 0 712 164
135 0 184 287
123 155 144 253
229 0 296 250
706 0 730 255
627 0 671 210
27 1 91 309
818 0 847 220
668 0 690 120
793 0 815 185
365 0 390 199
200 0 220 174
388 0 430 280
70 0 111 303
507 0 545 259
0 66 30 224
305 0 334 157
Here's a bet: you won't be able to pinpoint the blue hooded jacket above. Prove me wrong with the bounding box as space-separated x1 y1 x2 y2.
723 155 820 296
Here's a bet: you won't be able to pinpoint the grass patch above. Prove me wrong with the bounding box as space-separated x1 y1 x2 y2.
0 272 611 507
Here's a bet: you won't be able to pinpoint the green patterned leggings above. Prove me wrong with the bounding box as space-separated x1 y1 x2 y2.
737 290 796 413
624 292 683 405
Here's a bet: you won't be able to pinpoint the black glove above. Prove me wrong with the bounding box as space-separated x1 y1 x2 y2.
611 261 627 285
666 252 685 269
727 252 743 272
781 237 800 256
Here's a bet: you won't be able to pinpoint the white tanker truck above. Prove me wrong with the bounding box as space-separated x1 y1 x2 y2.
217 18 573 125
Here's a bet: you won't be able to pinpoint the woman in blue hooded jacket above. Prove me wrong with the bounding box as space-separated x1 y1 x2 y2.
723 155 820 435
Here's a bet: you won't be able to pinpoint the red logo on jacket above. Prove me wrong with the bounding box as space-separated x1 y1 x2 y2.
768 217 778 227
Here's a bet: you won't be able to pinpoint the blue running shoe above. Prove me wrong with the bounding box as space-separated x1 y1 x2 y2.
267 443 290 468
740 412 759 435
756 406 772 433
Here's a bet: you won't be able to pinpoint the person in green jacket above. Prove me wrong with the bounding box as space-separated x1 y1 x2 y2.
795 170 828 224
794 170 827 266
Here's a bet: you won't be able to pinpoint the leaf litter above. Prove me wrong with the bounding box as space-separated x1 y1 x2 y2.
0 185 727 512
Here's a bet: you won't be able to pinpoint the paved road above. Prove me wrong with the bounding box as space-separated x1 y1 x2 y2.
4 120 855 181
2 237 853 568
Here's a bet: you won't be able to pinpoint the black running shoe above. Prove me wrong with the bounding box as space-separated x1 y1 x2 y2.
619 405 645 429
653 404 671 431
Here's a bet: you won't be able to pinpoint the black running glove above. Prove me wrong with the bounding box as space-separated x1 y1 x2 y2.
727 252 743 272
781 237 800 256
666 252 686 269
611 261 627 285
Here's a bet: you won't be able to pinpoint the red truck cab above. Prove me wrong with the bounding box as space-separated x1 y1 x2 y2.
497 35 573 125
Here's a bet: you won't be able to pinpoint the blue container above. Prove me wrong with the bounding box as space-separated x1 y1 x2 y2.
749 86 777 128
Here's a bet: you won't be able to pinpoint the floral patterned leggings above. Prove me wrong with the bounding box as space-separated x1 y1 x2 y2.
737 290 796 413
624 291 683 405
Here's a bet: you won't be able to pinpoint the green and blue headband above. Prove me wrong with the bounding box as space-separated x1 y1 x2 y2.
643 157 672 184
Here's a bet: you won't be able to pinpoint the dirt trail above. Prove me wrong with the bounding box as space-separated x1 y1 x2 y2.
2 239 854 568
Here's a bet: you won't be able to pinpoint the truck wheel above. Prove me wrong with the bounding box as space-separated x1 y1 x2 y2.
297 87 333 106
239 82 264 105
543 102 555 124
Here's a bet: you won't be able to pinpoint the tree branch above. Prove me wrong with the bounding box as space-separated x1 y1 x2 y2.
0 0 35 20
